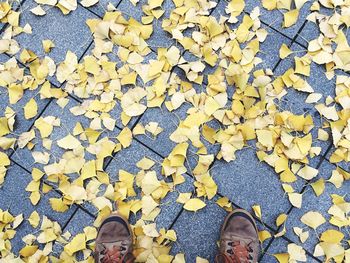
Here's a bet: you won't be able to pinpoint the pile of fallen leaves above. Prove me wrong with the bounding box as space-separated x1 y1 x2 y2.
1 0 350 261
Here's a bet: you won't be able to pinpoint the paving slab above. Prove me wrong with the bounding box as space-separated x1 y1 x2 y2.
52 208 95 260
211 146 293 228
0 0 344 261
9 0 98 86
0 162 77 255
282 160 350 261
103 138 195 229
170 198 273 262
170 198 227 262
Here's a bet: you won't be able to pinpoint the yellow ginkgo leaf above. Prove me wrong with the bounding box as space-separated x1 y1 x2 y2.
19 245 39 257
276 213 287 227
328 170 344 188
64 233 86 256
279 43 292 59
320 229 344 243
80 0 98 7
30 5 46 16
42 39 55 53
311 178 325 196
50 198 69 212
300 211 326 229
173 254 186 263
252 205 262 219
176 193 192 204
183 198 206 212
288 193 302 208
273 253 289 263
136 157 155 170
196 257 209 263
28 211 40 228
24 98 38 119
258 230 271 243
117 127 132 148
57 134 81 149
288 243 306 262
297 165 318 180
283 9 299 28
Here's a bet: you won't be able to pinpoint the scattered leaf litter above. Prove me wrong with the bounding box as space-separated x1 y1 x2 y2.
0 0 350 261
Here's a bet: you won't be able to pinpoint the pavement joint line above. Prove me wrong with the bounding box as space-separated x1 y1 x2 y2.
3 160 83 233
0 0 28 35
60 205 80 230
78 2 103 19
2 41 90 103
103 133 165 172
167 206 185 230
258 235 278 262
272 19 308 72
8 97 54 159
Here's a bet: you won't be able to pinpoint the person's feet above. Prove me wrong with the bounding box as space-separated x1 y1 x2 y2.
94 213 135 263
216 209 260 263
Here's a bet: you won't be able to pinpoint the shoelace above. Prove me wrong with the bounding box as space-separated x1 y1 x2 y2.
220 240 254 263
100 243 134 263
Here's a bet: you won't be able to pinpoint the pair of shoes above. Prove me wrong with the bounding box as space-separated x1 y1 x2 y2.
95 209 260 263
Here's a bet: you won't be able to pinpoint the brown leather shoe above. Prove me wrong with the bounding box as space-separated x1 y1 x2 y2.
94 213 135 263
215 209 260 263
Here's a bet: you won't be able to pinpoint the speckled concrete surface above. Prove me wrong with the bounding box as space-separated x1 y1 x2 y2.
1 0 346 261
